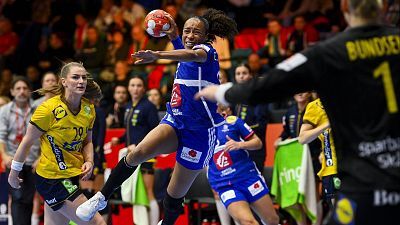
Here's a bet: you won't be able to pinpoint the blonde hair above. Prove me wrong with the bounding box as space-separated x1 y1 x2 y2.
348 0 383 19
37 62 103 101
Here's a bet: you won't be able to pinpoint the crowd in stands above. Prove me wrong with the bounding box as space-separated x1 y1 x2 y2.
0 0 398 224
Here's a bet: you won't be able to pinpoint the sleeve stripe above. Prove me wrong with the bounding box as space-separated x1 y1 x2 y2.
193 44 210 52
302 119 316 127
244 131 255 140
29 121 46 132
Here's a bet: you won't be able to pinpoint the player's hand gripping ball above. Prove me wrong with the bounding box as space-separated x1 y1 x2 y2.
144 9 170 37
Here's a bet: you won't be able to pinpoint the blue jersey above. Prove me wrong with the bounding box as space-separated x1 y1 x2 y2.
208 116 260 189
166 43 224 129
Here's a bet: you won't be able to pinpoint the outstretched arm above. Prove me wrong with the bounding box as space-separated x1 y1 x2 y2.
132 48 207 64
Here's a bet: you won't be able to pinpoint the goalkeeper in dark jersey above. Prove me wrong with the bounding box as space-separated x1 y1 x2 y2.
196 0 400 224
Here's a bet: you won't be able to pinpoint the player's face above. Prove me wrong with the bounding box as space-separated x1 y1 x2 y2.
128 78 145 101
11 81 30 103
235 66 252 84
217 105 232 118
147 89 161 106
182 18 206 49
294 92 311 104
62 67 88 96
114 86 128 104
42 73 57 89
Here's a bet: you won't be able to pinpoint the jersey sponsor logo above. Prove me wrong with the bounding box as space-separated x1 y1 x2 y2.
172 108 182 116
52 105 67 121
323 130 334 167
61 179 78 194
181 147 202 163
46 135 67 170
63 141 82 152
334 196 355 225
220 190 236 203
248 180 265 196
276 53 307 72
45 198 57 205
374 190 400 206
171 84 182 107
220 167 236 177
213 150 233 170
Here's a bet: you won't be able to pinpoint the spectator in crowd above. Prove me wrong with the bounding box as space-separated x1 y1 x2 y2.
121 0 146 26
73 13 89 52
38 32 74 73
286 15 319 57
106 84 129 128
33 71 58 107
147 88 166 111
0 76 39 225
0 96 10 107
104 30 130 67
258 19 287 67
209 104 279 225
8 62 106 225
233 64 269 173
247 53 269 76
0 17 19 71
26 65 42 99
107 10 132 41
109 76 160 225
218 69 230 84
94 0 120 34
75 25 107 80
0 68 13 97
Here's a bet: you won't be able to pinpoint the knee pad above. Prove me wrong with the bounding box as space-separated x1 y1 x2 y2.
163 193 184 215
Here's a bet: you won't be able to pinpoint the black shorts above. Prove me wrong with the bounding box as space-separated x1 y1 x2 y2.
322 175 339 201
35 174 82 211
141 161 155 175
325 190 400 225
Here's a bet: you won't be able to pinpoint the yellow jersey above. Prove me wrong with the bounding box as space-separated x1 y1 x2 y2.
30 95 95 179
303 98 337 178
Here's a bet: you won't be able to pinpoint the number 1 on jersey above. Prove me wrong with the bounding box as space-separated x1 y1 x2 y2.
373 61 398 113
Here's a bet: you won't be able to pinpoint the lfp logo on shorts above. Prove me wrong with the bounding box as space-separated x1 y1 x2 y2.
181 147 202 163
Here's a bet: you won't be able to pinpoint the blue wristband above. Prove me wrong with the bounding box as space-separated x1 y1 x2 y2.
171 36 184 50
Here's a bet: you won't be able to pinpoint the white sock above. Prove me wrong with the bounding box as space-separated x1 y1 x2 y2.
149 199 160 225
216 199 232 225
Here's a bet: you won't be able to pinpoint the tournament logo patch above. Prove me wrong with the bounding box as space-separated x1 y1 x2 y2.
84 105 91 115
248 180 264 196
220 190 236 203
334 194 356 225
181 147 202 163
52 105 67 121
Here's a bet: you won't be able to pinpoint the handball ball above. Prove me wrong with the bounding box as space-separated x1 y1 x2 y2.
144 9 170 37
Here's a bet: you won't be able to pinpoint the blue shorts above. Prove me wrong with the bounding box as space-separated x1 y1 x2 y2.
161 113 216 170
35 174 81 211
215 174 270 208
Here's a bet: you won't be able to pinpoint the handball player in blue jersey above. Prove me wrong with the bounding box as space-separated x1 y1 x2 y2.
76 9 238 225
208 105 279 225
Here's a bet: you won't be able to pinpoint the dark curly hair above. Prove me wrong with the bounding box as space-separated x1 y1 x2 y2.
194 8 238 43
